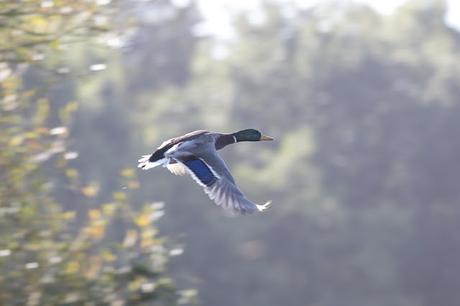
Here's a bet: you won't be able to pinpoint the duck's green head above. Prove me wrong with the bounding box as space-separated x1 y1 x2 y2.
233 129 274 142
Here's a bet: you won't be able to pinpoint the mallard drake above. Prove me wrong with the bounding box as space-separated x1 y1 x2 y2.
138 129 274 214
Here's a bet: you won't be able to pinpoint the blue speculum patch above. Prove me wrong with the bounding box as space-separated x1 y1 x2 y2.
184 159 217 186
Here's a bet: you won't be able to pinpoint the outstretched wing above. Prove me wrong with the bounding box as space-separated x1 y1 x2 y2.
178 156 218 187
176 154 270 215
204 175 271 214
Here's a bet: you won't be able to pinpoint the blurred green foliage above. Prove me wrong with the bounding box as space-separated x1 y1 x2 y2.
0 1 194 305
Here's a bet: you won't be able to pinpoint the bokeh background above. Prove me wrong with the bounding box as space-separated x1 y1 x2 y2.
2 0 460 305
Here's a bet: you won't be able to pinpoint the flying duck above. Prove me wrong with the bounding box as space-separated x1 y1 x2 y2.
138 129 274 214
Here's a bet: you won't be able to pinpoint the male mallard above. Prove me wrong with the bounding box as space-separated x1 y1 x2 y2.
138 129 274 214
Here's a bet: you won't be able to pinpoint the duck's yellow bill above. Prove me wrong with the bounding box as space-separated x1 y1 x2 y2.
260 135 274 141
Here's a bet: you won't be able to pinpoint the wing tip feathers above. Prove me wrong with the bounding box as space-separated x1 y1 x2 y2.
256 201 271 212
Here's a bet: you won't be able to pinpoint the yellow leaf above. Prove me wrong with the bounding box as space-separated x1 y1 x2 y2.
101 250 116 262
82 184 99 198
121 167 135 178
129 279 143 291
66 168 79 179
66 261 80 274
9 136 23 146
135 212 151 227
141 236 154 248
50 40 60 50
102 203 116 216
88 222 105 240
62 211 76 220
113 191 127 202
35 98 50 125
59 101 79 123
88 209 101 220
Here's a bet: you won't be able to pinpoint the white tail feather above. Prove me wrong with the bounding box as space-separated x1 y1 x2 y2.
138 155 166 170
138 155 150 162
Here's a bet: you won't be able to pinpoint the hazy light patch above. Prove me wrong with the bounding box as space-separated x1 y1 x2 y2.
96 0 112 5
169 248 184 256
197 0 262 39
171 0 190 8
25 262 39 269
49 256 62 264
64 152 79 160
354 0 406 15
41 0 54 9
446 0 460 29
94 15 109 26
141 282 156 293
152 210 164 221
50 126 68 135
197 0 460 38
151 202 165 210
104 35 125 48
210 44 229 60
57 67 70 74
89 63 107 72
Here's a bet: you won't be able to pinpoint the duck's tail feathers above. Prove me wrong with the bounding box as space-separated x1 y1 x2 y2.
138 155 165 170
